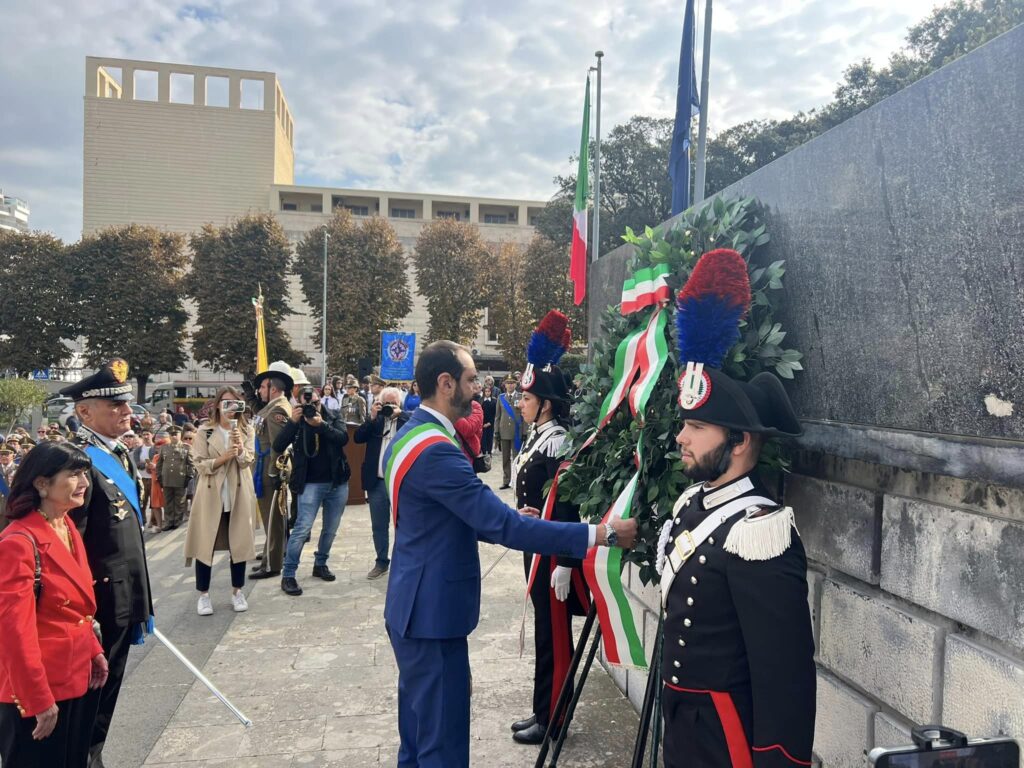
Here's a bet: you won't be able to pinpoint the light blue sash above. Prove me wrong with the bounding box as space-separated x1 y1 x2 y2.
83 445 142 525
499 394 522 452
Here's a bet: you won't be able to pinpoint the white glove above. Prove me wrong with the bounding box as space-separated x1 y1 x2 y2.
550 566 571 602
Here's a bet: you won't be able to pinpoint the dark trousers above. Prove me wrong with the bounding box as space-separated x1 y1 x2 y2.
366 481 391 569
81 621 134 762
481 426 494 455
163 486 188 528
661 684 754 768
388 626 471 768
0 695 93 768
196 558 246 591
524 554 590 726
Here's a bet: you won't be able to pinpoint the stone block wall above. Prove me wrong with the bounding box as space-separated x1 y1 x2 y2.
587 24 1024 767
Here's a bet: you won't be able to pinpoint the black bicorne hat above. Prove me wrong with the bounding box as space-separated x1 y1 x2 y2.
59 359 134 402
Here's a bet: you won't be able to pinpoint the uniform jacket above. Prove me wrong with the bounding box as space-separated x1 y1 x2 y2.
494 392 524 442
183 422 259 566
0 512 103 718
157 441 195 488
70 429 154 632
339 393 368 425
382 408 590 640
354 411 411 491
660 471 815 768
254 395 291 496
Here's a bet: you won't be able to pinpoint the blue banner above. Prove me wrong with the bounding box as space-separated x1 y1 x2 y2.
380 332 416 380
670 0 701 216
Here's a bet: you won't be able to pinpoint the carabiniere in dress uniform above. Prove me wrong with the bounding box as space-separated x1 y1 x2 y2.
657 249 815 768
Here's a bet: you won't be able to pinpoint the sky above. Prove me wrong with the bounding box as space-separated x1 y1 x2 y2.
0 0 942 242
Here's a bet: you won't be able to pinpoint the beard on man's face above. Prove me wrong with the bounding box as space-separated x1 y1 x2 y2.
685 439 731 483
450 385 473 418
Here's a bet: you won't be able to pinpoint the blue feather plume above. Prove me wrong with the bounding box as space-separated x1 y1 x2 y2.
527 331 561 367
675 295 745 369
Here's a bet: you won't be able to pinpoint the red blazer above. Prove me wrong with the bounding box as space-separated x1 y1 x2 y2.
0 512 102 718
455 400 483 461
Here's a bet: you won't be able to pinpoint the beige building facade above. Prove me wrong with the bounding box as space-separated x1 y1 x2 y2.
82 56 546 377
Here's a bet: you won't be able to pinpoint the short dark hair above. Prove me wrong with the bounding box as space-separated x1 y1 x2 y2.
267 376 289 394
5 442 92 520
416 341 468 400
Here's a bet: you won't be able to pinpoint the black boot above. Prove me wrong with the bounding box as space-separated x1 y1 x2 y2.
281 577 303 596
511 714 536 732
249 568 280 580
512 722 551 745
312 565 336 581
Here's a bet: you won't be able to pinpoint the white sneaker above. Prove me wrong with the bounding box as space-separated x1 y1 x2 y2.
231 591 248 612
197 594 213 616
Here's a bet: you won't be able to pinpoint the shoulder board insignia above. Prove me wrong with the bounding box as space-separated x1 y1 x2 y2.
723 506 796 561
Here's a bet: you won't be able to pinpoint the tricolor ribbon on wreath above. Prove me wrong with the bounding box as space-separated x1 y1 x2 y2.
535 265 673 669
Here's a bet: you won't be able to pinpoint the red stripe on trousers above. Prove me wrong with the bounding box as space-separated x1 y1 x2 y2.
753 745 812 766
709 691 753 768
548 557 571 722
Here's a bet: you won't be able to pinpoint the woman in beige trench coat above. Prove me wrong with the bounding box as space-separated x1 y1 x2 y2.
183 386 260 616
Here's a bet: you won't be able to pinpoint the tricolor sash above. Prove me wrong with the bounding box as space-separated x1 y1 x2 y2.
84 445 142 525
385 423 459 527
499 394 522 451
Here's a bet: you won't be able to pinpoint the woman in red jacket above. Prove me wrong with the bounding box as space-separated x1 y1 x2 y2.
0 442 109 767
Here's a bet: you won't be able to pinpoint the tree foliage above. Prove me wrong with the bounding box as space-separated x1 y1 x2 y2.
188 213 307 377
0 379 48 432
413 219 490 345
521 234 587 343
68 225 190 401
0 231 74 375
293 211 412 373
559 196 802 584
482 242 533 371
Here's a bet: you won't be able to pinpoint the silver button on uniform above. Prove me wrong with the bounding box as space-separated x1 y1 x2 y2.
686 597 694 606
698 555 706 564
708 536 715 545
678 638 686 647
673 660 681 668
671 675 679 684
684 618 692 627
690 576 698 585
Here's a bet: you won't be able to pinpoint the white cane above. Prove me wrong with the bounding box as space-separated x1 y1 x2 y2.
152 628 253 727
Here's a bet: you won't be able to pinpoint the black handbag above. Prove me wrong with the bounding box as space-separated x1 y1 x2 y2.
472 453 492 474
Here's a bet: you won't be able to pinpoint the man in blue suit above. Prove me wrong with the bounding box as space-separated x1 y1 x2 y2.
383 340 637 768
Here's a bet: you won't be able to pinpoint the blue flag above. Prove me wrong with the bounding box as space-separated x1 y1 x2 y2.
380 332 416 380
670 0 701 216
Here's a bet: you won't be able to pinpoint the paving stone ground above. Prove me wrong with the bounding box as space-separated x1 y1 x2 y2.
129 469 640 767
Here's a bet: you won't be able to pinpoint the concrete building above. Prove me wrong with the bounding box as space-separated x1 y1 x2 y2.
0 191 30 233
82 56 546 375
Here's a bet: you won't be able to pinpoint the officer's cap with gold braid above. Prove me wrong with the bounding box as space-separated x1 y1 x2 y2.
675 249 801 438
59 359 134 402
521 310 572 403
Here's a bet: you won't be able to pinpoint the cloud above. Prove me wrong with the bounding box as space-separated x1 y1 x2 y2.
0 0 939 242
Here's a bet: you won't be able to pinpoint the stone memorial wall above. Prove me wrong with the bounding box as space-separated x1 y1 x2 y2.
588 24 1024 766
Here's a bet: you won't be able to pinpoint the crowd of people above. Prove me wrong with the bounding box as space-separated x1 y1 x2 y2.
0 276 815 768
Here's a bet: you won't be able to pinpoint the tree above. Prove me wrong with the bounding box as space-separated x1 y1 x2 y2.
68 225 189 401
0 231 75 375
188 213 307 378
521 234 587 343
293 211 412 373
482 242 533 370
0 379 48 432
413 219 490 344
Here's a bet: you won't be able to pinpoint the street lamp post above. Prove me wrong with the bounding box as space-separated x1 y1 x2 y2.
322 230 329 386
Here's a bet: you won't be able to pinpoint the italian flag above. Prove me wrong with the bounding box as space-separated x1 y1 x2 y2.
570 77 591 306
621 263 672 315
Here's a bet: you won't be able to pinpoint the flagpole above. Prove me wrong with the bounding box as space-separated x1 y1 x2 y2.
592 50 603 263
693 0 713 204
322 229 329 386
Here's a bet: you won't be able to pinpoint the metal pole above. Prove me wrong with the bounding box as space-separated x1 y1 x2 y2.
592 51 603 263
630 612 665 768
693 0 713 204
547 623 603 767
322 230 329 386
152 628 253 727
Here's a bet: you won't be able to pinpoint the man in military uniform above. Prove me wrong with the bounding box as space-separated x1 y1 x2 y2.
0 443 15 526
658 247 814 768
60 359 154 768
250 360 294 579
157 425 194 530
494 374 524 489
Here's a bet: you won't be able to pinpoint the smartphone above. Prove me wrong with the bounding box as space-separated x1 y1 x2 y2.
869 738 1019 768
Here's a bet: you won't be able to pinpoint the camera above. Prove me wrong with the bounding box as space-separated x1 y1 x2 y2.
301 387 317 419
381 403 396 418
869 726 1019 768
222 400 246 422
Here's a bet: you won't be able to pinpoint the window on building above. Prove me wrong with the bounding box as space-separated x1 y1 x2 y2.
345 205 369 216
169 73 194 104
282 202 297 211
529 215 539 226
485 308 499 343
483 214 508 224
205 75 229 107
240 79 264 110
437 211 460 221
391 208 415 219
311 204 323 213
134 70 158 101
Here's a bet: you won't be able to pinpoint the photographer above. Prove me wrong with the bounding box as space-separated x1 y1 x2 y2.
273 386 350 596
354 387 409 580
